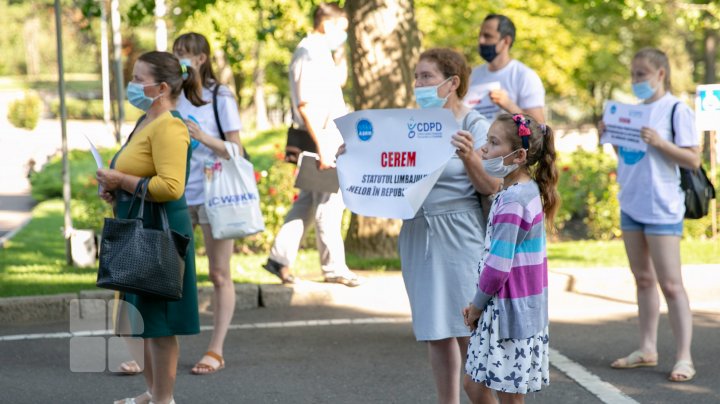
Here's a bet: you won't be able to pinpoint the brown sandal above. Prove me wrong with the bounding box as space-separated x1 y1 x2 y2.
191 351 225 375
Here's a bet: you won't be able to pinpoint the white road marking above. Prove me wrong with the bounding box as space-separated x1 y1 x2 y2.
0 317 411 342
1 317 637 403
550 348 639 404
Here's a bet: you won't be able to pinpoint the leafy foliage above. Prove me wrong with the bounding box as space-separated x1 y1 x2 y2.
7 92 41 130
29 148 116 232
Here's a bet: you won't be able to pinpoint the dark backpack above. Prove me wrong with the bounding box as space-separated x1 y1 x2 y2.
670 102 716 219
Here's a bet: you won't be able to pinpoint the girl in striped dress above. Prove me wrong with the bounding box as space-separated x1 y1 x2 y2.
462 114 559 403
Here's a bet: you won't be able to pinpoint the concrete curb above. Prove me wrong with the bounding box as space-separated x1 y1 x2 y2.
0 282 333 325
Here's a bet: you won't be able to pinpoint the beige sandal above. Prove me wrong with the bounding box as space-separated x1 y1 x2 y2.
668 360 695 382
117 360 142 375
191 351 225 375
114 391 151 404
610 350 658 369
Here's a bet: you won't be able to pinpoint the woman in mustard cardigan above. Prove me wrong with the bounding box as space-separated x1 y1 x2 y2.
97 51 205 404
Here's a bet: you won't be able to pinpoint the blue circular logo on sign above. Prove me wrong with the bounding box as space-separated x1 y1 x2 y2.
356 119 373 141
619 146 645 165
610 105 617 114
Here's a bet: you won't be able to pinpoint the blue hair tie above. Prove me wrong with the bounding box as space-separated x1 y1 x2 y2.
180 63 189 80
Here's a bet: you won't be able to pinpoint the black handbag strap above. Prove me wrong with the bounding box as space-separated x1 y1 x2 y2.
212 83 249 160
126 178 172 231
126 178 148 219
670 102 679 143
212 83 226 141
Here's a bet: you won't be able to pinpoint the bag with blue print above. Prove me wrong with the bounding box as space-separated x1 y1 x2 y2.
670 103 716 219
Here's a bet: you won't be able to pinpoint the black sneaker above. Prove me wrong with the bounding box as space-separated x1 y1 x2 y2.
262 259 296 284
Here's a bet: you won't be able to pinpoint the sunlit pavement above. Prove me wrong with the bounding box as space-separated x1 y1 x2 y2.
0 268 717 403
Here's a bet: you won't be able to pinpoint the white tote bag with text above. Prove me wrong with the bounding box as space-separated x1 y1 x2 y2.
204 142 265 239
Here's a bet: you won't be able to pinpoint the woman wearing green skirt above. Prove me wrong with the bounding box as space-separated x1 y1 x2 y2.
97 50 206 404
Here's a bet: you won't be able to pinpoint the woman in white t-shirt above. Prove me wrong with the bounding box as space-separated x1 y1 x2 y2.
600 48 700 383
173 32 244 375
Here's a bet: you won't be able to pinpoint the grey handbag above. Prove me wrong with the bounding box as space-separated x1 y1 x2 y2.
96 179 190 300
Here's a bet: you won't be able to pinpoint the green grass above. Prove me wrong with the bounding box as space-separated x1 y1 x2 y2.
0 200 327 297
547 239 720 268
2 200 717 297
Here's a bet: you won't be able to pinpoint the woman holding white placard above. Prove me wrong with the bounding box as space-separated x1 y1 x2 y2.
599 47 700 383
400 47 501 403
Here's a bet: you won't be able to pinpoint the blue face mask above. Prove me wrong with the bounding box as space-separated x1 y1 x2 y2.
632 80 656 100
414 77 452 109
127 82 160 111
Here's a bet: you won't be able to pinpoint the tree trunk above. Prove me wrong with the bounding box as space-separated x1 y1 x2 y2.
253 40 270 130
344 0 421 258
23 17 41 77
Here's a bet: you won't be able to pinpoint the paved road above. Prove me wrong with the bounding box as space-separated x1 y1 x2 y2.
0 271 717 404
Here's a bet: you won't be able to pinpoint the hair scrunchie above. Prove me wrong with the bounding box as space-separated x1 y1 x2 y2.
179 62 189 80
512 114 531 149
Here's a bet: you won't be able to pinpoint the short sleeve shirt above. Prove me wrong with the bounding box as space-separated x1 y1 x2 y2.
176 85 242 206
463 60 545 121
616 93 699 223
289 34 347 157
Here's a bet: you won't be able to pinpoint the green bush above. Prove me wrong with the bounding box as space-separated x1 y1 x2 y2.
556 150 618 238
237 147 298 253
29 148 116 232
7 92 41 129
557 149 720 240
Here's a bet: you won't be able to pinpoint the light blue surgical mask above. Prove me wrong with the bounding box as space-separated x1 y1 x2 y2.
481 149 521 178
414 77 452 109
632 80 656 100
127 82 160 111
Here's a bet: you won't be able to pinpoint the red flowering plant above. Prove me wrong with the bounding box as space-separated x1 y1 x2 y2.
237 146 298 252
555 149 620 239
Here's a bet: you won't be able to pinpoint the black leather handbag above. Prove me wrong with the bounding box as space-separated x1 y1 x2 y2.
97 179 190 300
285 125 317 164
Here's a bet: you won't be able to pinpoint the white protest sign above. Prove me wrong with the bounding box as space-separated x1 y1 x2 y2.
334 108 457 219
600 101 651 151
463 81 501 120
695 84 720 131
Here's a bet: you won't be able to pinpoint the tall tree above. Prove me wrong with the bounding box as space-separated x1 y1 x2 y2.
343 0 421 258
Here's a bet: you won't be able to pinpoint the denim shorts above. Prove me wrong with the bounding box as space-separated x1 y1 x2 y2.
620 211 683 236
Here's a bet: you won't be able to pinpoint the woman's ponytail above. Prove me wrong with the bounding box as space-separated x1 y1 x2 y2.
181 64 205 107
533 124 560 232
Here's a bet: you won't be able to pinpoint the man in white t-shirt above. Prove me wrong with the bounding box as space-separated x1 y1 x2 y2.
264 3 361 287
464 14 546 123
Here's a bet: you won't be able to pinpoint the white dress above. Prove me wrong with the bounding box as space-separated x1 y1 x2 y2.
464 186 550 394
